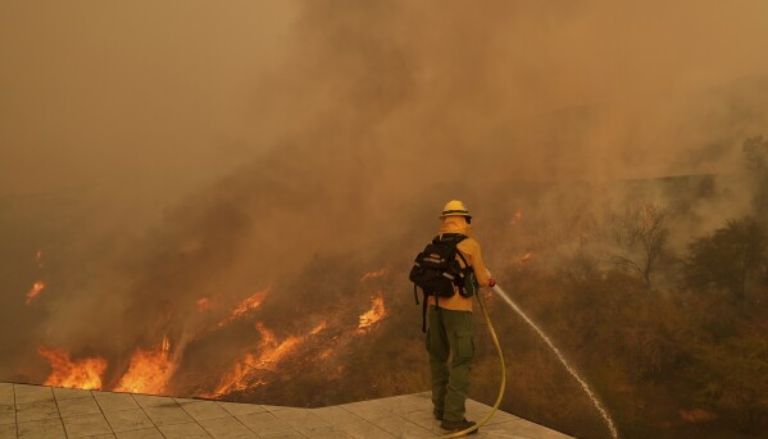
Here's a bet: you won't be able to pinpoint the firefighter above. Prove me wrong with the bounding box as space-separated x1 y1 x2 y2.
427 200 496 434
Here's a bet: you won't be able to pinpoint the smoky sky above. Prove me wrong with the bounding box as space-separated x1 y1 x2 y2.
3 1 768 201
2 0 768 389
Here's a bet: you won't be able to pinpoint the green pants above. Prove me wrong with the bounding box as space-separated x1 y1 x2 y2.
425 306 475 422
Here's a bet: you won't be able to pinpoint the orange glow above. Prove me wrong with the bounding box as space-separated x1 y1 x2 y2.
310 320 327 335
680 408 717 423
209 324 298 397
357 294 387 331
196 297 211 312
318 348 334 361
25 281 46 305
217 288 269 327
250 324 302 369
360 268 387 282
208 321 327 398
114 336 175 395
35 250 44 267
37 347 107 390
510 209 524 225
520 251 534 263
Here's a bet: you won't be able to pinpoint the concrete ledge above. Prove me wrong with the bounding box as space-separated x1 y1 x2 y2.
0 382 573 438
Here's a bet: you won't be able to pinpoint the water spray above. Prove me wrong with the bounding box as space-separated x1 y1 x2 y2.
491 284 619 439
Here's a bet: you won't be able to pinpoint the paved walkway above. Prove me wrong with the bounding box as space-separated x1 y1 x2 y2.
0 382 572 438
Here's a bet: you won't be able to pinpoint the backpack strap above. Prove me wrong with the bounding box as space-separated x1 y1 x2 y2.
418 233 469 333
443 234 470 294
455 247 469 267
436 232 467 243
456 245 470 270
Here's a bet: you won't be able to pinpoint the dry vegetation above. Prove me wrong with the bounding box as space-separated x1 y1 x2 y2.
3 138 766 439
213 137 768 439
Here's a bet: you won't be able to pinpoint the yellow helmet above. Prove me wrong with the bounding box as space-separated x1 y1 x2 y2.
439 200 472 223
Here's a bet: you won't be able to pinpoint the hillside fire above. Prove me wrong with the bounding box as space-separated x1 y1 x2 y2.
25 281 46 305
114 336 176 394
217 288 270 327
28 286 391 401
207 320 328 398
358 294 387 332
196 297 211 312
360 268 387 282
510 209 524 226
37 347 107 390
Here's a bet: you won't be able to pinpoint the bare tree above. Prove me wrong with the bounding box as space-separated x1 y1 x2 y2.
743 136 768 220
685 217 767 301
611 203 669 289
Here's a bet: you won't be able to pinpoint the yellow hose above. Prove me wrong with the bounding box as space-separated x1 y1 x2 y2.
440 289 506 438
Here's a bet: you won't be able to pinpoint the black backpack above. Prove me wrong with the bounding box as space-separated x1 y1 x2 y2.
409 233 473 332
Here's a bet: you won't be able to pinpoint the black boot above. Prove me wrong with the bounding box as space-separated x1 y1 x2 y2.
440 418 478 435
433 409 443 421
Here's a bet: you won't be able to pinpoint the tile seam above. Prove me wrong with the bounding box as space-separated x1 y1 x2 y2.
86 389 118 437
220 407 263 438
175 399 214 439
130 394 168 439
12 384 18 439
214 401 269 418
334 404 400 438
234 408 307 438
48 386 70 439
384 414 435 438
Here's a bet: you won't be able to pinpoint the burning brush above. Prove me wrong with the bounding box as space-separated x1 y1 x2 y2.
35 274 390 400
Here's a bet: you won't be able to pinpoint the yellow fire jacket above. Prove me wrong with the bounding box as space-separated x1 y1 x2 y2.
426 216 491 312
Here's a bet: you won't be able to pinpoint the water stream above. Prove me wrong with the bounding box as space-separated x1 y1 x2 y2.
492 285 619 439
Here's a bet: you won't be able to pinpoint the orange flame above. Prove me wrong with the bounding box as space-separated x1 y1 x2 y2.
37 347 107 390
208 321 327 398
360 268 387 282
209 325 297 396
680 408 717 423
26 281 46 305
114 336 175 395
310 320 327 335
250 324 303 369
358 295 387 331
196 297 211 312
217 288 269 327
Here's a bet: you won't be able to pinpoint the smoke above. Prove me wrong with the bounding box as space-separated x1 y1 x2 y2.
2 0 768 414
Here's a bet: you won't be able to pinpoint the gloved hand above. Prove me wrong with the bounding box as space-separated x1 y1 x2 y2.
488 278 496 288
